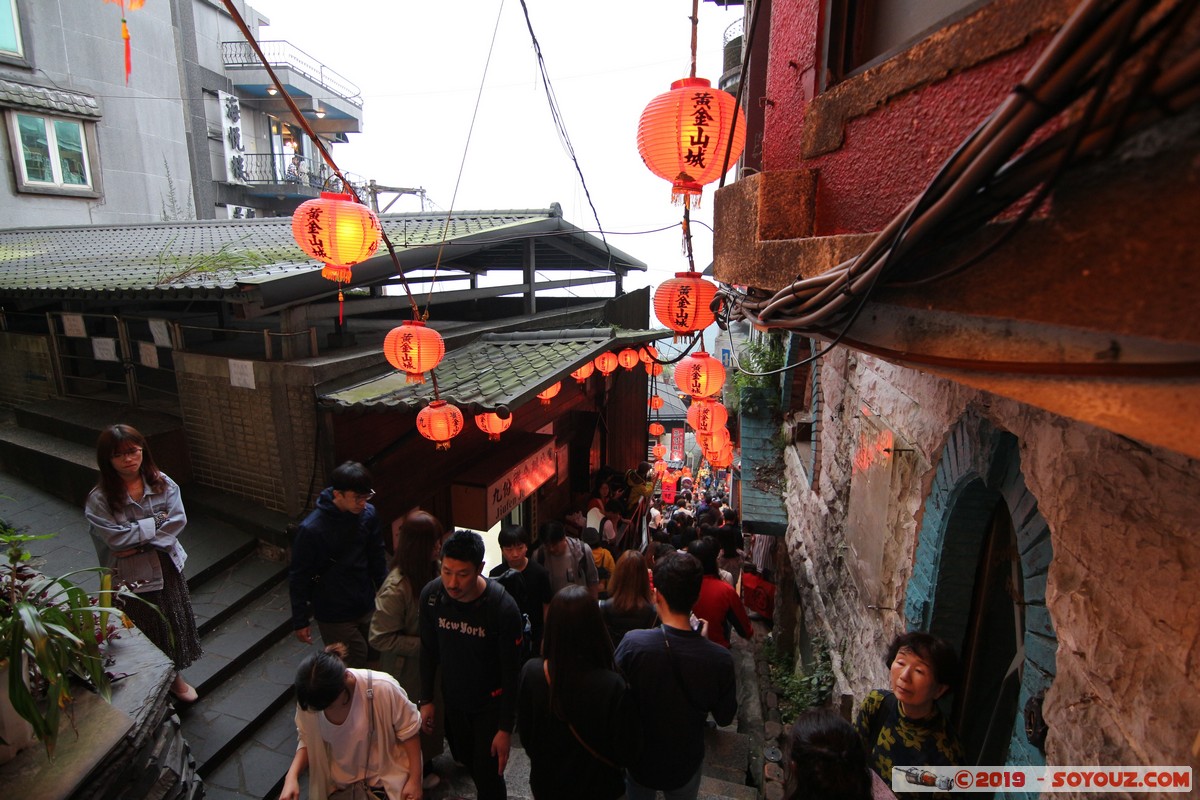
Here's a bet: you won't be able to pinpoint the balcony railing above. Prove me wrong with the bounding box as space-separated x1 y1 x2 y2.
221 40 363 108
238 152 340 188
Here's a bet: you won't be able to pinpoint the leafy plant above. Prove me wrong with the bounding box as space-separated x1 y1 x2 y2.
0 518 127 758
731 335 786 414
765 637 835 725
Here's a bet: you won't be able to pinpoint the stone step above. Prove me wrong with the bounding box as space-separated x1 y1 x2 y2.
185 482 295 551
188 572 293 693
699 774 761 800
0 417 102 506
189 553 288 636
200 700 300 800
178 629 311 779
704 726 753 786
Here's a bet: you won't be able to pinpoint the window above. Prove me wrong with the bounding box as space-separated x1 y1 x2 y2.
1 0 23 58
6 111 96 193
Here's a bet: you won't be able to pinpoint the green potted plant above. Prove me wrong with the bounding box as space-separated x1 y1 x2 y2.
0 517 119 761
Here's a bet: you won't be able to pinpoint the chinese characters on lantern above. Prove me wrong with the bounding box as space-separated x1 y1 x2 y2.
685 91 714 171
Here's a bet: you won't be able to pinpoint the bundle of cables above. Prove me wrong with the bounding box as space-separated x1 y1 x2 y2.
721 0 1200 352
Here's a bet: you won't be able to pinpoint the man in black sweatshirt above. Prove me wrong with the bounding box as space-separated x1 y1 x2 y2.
418 530 523 799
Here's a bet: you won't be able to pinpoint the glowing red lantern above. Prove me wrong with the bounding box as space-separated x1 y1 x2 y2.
475 412 511 441
654 272 718 335
594 352 618 375
617 348 640 371
680 466 692 478
292 192 381 323
707 441 734 468
652 443 667 460
571 362 595 383
537 382 562 406
383 320 445 384
639 345 659 364
687 399 728 434
649 395 664 410
637 77 747 205
699 426 731 451
648 422 665 436
417 400 463 450
653 459 668 474
674 351 725 398
645 361 664 377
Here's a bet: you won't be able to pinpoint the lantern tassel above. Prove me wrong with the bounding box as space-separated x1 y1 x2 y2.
122 19 131 84
435 441 451 451
338 288 344 324
405 372 427 385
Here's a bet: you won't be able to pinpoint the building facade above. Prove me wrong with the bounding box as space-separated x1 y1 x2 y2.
713 0 1199 779
0 0 361 227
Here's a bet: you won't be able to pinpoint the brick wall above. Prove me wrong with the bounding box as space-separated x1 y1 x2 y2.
174 352 318 516
0 332 56 407
780 348 1200 774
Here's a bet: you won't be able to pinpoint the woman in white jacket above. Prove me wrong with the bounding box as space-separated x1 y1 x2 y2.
281 643 423 800
85 423 201 702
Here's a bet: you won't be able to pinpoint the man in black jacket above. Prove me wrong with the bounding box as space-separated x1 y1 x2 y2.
419 530 524 800
287 461 387 667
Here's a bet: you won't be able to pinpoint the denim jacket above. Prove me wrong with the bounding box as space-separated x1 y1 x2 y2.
85 473 187 593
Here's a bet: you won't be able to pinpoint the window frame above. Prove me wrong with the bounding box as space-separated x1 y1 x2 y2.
0 0 30 67
5 109 102 198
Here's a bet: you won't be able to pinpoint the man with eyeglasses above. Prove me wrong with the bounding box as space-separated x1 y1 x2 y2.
289 461 387 667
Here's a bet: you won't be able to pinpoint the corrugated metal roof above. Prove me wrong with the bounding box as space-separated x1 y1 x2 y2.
321 327 670 413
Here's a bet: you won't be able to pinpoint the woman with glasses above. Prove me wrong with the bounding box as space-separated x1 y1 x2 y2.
85 424 202 702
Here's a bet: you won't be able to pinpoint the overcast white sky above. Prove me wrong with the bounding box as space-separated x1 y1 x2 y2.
246 0 744 298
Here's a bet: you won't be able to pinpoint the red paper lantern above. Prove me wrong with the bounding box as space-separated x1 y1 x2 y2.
475 412 511 441
648 422 665 436
645 361 664 377
416 400 463 450
687 399 728 433
594 352 619 375
292 192 381 323
537 382 562 406
653 459 668 474
383 320 445 384
637 77 747 205
292 192 381 268
648 395 664 410
652 443 667 460
680 466 692 478
617 348 640 371
571 362 595 383
653 273 718 334
674 351 725 398
699 426 731 451
639 345 659 364
707 441 734 468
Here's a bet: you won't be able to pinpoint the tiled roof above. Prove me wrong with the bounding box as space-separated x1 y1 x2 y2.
0 78 102 118
0 211 552 298
321 328 670 413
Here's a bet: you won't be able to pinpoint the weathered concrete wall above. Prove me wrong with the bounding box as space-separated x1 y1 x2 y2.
783 348 1200 773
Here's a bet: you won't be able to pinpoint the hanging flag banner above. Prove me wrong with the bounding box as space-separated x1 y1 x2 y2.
662 478 677 505
670 427 685 461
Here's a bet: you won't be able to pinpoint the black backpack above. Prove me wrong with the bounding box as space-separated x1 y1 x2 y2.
494 568 533 660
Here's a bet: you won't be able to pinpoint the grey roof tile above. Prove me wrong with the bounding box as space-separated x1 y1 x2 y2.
0 78 102 118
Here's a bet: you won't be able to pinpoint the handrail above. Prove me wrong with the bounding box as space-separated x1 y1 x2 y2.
221 40 363 108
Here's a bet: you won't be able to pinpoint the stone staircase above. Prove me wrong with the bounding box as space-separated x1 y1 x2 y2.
0 398 766 800
0 399 304 800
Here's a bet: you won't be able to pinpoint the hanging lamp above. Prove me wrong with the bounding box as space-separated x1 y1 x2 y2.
637 77 746 206
571 362 595 383
649 422 665 437
537 382 562 406
292 192 381 323
687 398 728 433
383 320 445 384
617 348 640 371
646 361 664 377
475 412 512 442
416 400 463 450
653 272 718 335
639 345 659 364
649 395 665 410
594 351 619 375
652 443 667 460
674 351 725 398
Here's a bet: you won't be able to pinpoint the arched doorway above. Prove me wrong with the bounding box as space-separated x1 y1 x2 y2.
905 412 1056 781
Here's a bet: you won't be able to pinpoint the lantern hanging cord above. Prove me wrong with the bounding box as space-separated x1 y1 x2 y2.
425 0 508 318
220 0 422 319
689 0 700 79
516 0 611 264
727 0 1199 349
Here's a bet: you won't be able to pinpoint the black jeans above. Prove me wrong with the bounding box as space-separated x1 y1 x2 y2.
444 702 507 800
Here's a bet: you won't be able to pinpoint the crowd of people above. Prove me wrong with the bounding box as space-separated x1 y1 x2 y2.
85 435 967 800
